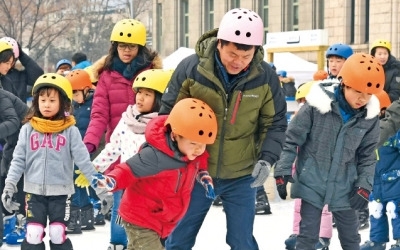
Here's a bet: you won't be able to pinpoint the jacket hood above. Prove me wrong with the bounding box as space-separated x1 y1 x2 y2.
91 54 163 82
306 81 380 119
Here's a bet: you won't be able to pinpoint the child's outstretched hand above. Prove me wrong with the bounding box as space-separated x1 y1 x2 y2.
196 171 216 200
91 173 116 191
75 170 90 188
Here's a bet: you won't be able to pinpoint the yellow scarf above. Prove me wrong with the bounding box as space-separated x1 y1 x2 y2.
29 116 76 133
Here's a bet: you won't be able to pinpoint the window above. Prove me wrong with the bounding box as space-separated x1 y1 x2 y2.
231 0 240 9
259 0 269 43
181 0 189 47
205 0 214 31
156 3 162 52
292 0 299 31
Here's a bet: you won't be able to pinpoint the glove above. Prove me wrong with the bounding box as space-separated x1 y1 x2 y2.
85 143 96 154
95 188 114 215
275 175 294 200
349 187 370 210
250 160 271 188
1 182 20 213
17 42 23 58
91 173 116 191
74 170 91 188
196 171 215 200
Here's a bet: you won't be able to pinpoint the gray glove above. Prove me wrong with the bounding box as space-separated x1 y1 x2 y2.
1 182 20 213
250 160 271 188
95 188 113 215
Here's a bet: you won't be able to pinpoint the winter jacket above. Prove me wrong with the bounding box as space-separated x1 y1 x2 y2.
72 60 92 70
107 115 209 238
6 123 98 196
281 76 297 97
274 82 380 211
0 50 44 103
73 91 94 138
382 55 400 102
372 130 400 202
0 90 28 176
83 55 162 151
159 28 287 179
379 100 400 147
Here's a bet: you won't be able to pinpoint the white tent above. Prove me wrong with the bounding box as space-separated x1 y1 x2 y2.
163 47 319 87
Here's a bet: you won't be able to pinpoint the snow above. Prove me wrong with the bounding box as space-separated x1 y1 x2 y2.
0 180 390 249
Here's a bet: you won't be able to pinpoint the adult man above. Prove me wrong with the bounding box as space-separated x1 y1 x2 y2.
160 8 287 249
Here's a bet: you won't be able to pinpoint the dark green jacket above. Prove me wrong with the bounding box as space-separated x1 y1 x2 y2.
160 29 287 179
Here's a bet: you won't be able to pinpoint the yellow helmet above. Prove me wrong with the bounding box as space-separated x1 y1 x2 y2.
0 40 12 54
295 81 319 101
133 69 173 94
32 73 73 102
110 19 146 46
371 39 392 53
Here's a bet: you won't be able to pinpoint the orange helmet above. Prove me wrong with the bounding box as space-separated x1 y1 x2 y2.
65 69 93 91
165 98 217 144
375 90 391 110
313 70 328 80
337 53 384 95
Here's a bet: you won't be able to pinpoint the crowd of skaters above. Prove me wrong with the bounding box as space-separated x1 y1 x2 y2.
0 6 400 250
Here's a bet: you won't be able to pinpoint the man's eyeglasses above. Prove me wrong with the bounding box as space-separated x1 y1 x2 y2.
117 43 138 51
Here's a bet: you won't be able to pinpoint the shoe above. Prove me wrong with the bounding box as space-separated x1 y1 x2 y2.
3 214 16 240
94 212 105 226
107 244 127 250
66 207 82 234
284 234 297 250
5 214 26 245
213 196 222 206
360 240 386 250
390 239 400 249
315 237 330 250
359 208 370 230
255 192 272 215
332 216 336 228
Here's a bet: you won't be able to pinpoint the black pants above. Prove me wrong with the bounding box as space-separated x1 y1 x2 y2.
296 200 360 250
26 194 69 226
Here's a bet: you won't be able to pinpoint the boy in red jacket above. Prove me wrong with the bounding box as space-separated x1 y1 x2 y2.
91 98 217 250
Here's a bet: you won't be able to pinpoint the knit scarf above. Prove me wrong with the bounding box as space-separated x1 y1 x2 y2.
29 116 76 133
112 54 149 80
121 105 158 134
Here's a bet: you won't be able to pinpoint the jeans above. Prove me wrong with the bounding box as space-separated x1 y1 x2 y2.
110 190 127 246
165 174 259 250
71 165 91 208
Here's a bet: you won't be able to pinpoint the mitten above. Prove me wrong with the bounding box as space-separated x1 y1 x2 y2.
17 42 23 58
75 170 90 188
196 171 215 200
95 188 114 215
349 187 370 210
250 160 271 188
85 143 96 154
275 175 294 200
91 173 116 191
1 182 20 213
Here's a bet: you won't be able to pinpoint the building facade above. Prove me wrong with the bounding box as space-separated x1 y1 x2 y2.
151 0 400 63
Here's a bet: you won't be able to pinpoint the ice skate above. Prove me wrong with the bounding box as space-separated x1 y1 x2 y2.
212 195 222 206
3 214 16 240
390 239 400 250
315 237 330 250
255 192 272 215
5 214 26 245
108 243 127 250
358 208 370 230
360 240 386 250
284 234 297 250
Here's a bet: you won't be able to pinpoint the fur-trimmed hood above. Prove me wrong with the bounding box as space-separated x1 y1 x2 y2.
89 54 163 82
306 81 381 119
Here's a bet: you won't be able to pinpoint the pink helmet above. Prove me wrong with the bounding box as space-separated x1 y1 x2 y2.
217 8 264 46
0 37 19 59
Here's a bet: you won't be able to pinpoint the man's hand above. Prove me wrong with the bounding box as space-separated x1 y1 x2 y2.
250 160 271 188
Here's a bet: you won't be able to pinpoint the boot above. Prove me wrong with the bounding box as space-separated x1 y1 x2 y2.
284 234 297 250
80 205 95 231
360 240 386 250
66 207 82 234
49 238 73 250
3 214 16 240
93 201 105 226
212 195 222 206
359 208 370 230
5 213 26 245
255 191 272 215
315 237 330 250
21 239 45 250
107 243 127 250
390 239 400 250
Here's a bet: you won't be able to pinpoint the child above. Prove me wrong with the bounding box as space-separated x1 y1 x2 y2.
1 73 98 249
284 80 332 250
92 98 218 250
360 91 398 250
55 59 72 76
83 18 162 250
370 39 400 102
274 53 384 249
65 69 97 234
325 43 353 79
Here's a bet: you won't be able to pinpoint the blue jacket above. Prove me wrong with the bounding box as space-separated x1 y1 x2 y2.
373 130 400 202
73 91 94 138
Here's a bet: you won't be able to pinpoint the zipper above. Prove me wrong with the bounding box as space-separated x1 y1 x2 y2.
175 169 182 193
